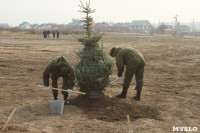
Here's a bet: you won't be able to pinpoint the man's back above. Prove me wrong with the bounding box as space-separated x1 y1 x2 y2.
116 47 145 69
43 56 73 77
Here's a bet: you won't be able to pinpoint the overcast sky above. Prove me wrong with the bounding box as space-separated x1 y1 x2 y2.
1 0 200 26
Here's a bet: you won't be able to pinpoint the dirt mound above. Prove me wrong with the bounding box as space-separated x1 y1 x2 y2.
70 95 159 122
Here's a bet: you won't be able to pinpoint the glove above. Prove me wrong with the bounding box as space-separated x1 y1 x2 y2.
45 86 51 90
66 89 73 93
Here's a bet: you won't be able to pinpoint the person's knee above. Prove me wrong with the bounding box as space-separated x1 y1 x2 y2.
52 80 58 87
125 70 134 77
52 90 58 94
135 81 143 91
123 83 129 91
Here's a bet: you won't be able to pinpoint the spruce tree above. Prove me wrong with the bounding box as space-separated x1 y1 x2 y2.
74 0 113 95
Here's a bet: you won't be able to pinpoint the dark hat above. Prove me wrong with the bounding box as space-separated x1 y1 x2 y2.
110 47 116 57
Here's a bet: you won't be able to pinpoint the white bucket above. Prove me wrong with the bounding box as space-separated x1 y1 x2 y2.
49 100 65 115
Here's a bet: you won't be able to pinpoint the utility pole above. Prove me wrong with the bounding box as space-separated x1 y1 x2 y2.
193 19 195 36
174 15 177 28
173 15 178 36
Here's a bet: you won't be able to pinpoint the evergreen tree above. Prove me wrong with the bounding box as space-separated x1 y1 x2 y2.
74 0 113 94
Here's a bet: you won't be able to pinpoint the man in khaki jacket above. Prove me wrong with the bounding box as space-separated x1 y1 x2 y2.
110 47 145 101
43 56 75 104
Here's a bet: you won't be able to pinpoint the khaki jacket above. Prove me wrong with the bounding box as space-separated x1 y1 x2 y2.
115 47 145 77
43 56 75 89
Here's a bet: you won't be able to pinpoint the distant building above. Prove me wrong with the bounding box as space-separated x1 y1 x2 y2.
0 23 9 28
129 20 153 34
157 24 173 35
19 21 31 29
94 22 110 32
35 23 57 29
70 19 84 29
31 24 39 29
94 20 153 34
178 25 190 35
30 23 67 30
94 22 130 33
110 23 129 33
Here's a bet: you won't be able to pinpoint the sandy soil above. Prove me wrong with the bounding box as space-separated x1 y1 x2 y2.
0 31 200 133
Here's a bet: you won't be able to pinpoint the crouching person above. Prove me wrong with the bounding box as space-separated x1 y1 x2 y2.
109 47 145 101
43 56 75 104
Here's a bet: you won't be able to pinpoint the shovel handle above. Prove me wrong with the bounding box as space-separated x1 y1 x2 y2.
37 85 86 95
110 78 120 84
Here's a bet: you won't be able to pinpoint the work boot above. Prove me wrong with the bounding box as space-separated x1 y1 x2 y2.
133 90 141 101
63 94 69 105
64 99 69 105
116 89 127 98
116 93 126 98
53 93 58 100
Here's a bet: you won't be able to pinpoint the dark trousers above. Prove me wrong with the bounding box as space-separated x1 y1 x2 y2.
122 65 144 94
51 75 69 99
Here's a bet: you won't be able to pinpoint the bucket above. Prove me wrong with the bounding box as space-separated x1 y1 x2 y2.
49 100 65 115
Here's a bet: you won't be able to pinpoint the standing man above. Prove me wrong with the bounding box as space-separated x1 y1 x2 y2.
56 30 59 39
43 56 75 104
43 30 47 38
47 30 50 38
109 47 145 101
52 31 56 39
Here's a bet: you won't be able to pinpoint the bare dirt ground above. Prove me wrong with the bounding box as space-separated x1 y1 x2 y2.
0 31 200 133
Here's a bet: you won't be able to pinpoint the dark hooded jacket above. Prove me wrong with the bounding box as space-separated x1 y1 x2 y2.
43 56 75 89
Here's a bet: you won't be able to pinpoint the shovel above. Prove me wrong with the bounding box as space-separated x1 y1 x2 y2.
37 85 86 95
86 77 122 99
110 78 121 84
73 83 102 99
